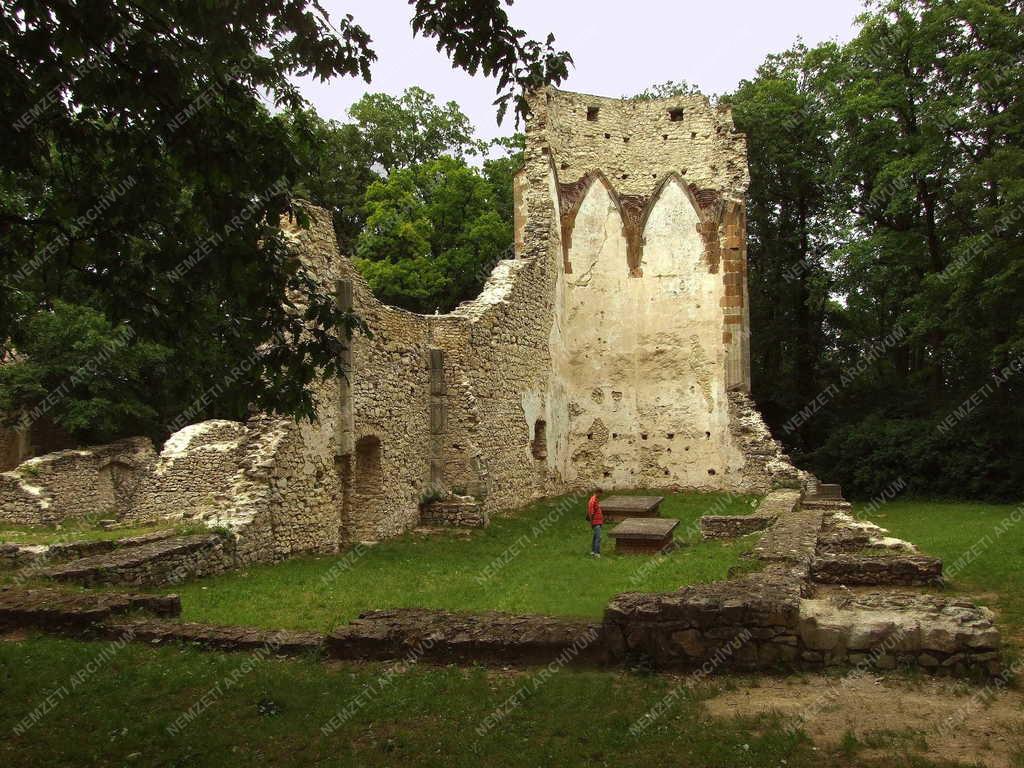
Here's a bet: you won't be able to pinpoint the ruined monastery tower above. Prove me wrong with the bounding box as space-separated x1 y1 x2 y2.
297 87 800 542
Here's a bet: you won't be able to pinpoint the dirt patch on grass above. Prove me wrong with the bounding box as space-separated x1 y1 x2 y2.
705 674 1024 768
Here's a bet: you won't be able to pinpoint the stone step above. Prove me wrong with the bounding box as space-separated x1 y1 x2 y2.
816 528 872 553
1 528 181 570
802 499 853 512
0 587 180 631
37 533 228 587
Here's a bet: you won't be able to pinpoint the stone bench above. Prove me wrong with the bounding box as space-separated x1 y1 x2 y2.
609 518 678 555
600 496 663 523
814 484 844 500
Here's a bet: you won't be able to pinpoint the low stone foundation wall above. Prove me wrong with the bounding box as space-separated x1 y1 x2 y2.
0 579 1002 677
0 481 1001 678
0 587 180 630
816 526 871 553
751 498 821 565
604 567 804 670
0 543 47 569
98 620 323 656
0 530 178 571
600 486 996 676
603 573 998 675
38 534 231 587
327 608 607 666
419 498 489 528
811 554 943 586
700 489 801 542
799 593 1000 675
817 511 918 555
700 513 776 540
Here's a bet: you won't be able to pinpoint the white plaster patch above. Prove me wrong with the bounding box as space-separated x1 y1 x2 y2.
16 480 51 509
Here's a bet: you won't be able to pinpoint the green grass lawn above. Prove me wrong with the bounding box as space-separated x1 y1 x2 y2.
3 498 1023 768
0 635 828 768
166 491 761 632
3 634 1016 768
854 499 1024 635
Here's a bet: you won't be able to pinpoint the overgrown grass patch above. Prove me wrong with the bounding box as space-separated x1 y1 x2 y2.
167 491 760 631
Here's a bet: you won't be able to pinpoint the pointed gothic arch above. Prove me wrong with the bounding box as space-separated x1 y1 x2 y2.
639 172 708 234
556 169 626 275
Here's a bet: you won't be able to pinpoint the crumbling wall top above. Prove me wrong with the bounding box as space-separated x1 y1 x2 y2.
529 87 749 201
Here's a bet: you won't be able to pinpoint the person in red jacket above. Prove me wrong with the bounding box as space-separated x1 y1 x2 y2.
586 489 604 558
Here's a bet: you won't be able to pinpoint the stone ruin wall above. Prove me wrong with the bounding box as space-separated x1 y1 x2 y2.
307 87 798 540
306 190 562 538
0 416 77 473
127 420 249 524
0 87 799 555
0 438 155 525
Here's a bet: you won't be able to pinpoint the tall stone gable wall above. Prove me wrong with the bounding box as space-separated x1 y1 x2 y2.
283 87 798 543
535 89 761 492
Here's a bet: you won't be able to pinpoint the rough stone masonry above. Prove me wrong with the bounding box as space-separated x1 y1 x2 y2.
0 87 801 560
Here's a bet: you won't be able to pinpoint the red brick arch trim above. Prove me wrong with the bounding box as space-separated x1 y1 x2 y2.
556 170 727 280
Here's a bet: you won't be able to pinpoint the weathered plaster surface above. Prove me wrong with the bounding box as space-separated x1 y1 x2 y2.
551 174 739 489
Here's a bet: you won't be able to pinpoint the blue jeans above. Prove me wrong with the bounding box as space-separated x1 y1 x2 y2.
591 524 602 555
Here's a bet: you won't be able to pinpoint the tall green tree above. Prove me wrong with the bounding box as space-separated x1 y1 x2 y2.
482 133 526 223
724 0 1024 499
0 0 570 443
726 46 836 447
290 89 505 256
348 87 487 172
355 156 513 314
808 0 1024 499
286 109 376 254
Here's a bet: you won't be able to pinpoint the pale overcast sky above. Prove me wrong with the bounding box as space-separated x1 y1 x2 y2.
295 0 866 141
